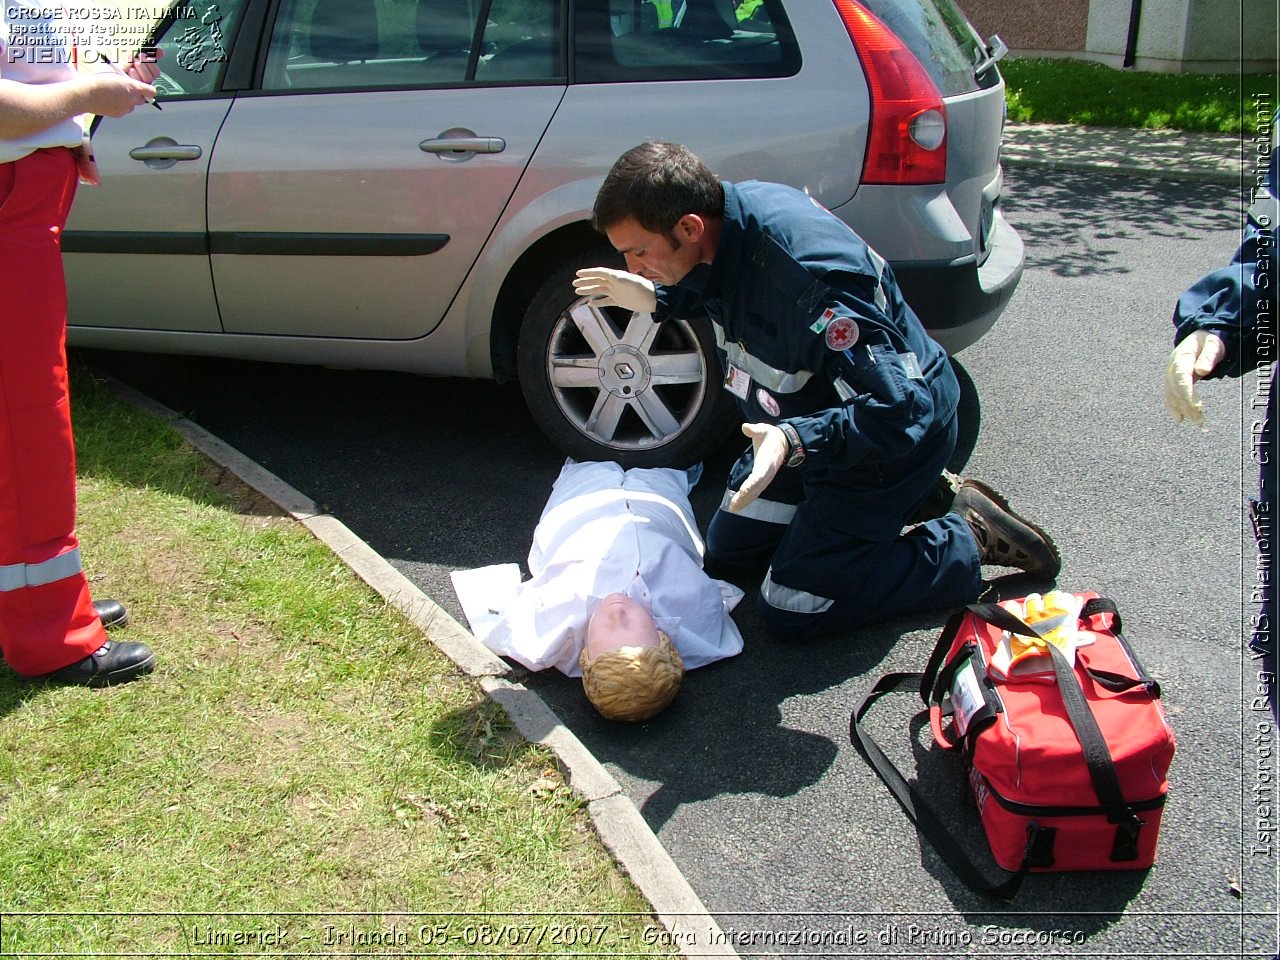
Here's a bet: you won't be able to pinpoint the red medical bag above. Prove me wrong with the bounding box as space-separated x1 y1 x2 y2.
851 594 1176 898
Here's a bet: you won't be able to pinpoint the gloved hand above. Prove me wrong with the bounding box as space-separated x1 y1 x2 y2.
728 423 790 513
573 267 657 313
1163 330 1226 426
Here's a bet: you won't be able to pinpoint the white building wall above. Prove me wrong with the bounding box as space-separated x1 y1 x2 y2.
1079 0 1276 72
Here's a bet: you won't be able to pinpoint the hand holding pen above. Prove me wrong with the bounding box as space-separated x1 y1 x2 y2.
82 47 163 112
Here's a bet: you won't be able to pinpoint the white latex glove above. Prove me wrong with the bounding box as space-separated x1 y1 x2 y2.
1163 330 1226 426
573 267 657 313
728 423 790 513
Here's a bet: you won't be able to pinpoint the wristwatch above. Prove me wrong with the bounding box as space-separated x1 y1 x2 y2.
779 422 806 468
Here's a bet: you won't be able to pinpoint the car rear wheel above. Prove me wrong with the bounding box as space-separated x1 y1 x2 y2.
517 251 735 468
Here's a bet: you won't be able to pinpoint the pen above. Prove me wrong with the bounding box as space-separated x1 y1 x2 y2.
87 49 162 110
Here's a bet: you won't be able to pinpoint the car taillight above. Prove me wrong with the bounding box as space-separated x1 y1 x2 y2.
832 0 947 185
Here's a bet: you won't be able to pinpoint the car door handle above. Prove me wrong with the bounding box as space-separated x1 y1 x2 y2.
418 137 506 155
129 144 203 162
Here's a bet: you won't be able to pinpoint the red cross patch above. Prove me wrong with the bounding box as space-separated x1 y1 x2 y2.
824 316 859 351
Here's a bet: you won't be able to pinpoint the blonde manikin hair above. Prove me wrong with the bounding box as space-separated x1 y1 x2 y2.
579 631 685 722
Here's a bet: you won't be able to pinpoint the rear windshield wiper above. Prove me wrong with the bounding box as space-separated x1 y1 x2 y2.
973 34 1008 79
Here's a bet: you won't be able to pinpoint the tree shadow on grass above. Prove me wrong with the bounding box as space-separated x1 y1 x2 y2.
0 669 144 721
427 698 543 773
0 672 46 718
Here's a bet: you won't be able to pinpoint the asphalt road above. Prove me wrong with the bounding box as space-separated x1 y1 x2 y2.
83 167 1276 958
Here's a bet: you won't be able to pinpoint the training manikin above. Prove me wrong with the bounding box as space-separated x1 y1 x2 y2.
452 460 743 721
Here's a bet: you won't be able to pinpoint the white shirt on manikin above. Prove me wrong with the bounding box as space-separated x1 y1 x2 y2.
451 460 744 677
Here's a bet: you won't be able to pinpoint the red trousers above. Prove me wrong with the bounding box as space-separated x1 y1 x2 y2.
0 147 107 676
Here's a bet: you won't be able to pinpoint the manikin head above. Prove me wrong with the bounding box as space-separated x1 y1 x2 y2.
579 593 685 722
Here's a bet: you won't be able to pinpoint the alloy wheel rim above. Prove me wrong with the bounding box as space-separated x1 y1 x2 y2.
544 299 710 453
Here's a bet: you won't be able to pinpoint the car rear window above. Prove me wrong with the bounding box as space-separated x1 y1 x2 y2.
574 0 800 83
860 0 989 96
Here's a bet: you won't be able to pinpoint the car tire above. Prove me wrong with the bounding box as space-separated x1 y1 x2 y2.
517 250 736 468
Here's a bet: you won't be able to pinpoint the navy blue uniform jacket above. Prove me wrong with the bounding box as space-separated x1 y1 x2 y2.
653 180 959 507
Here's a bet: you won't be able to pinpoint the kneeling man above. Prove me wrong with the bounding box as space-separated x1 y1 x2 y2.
576 142 1060 639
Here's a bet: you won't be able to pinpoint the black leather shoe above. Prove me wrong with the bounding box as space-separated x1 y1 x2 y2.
93 599 130 631
43 640 156 687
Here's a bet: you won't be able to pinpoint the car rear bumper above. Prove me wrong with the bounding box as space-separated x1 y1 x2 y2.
892 208 1024 355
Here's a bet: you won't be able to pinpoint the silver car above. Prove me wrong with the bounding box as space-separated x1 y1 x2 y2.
66 0 1022 466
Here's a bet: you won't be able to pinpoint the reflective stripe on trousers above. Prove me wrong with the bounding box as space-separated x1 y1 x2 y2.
760 569 835 614
0 547 83 592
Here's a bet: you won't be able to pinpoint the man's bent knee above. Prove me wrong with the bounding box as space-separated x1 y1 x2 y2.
706 537 775 573
706 510 783 571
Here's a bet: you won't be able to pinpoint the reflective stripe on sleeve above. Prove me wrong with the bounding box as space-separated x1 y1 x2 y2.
867 248 889 313
714 322 813 394
719 489 797 525
0 547 83 592
761 568 834 614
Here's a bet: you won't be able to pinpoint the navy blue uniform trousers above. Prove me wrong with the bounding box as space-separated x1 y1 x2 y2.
707 412 982 640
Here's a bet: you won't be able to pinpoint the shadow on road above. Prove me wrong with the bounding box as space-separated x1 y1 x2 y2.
1001 168 1237 279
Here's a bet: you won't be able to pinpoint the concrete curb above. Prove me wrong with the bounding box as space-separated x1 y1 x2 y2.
482 677 739 958
101 374 740 960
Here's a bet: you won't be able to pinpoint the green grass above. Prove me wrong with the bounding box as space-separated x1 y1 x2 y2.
1002 57 1277 134
0 362 678 956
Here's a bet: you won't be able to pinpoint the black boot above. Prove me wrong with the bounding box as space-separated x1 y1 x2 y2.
951 479 1061 579
42 640 155 687
93 599 130 631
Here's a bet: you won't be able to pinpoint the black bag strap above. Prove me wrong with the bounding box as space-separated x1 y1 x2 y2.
1080 598 1162 697
965 600 1046 639
1086 666 1161 697
1080 596 1122 634
850 673 1040 900
919 607 968 704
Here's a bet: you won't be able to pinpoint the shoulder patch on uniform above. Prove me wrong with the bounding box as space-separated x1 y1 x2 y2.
824 316 860 351
810 307 836 335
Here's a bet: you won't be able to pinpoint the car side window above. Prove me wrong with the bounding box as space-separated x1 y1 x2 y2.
476 0 563 82
261 0 563 91
575 0 798 82
149 0 246 97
